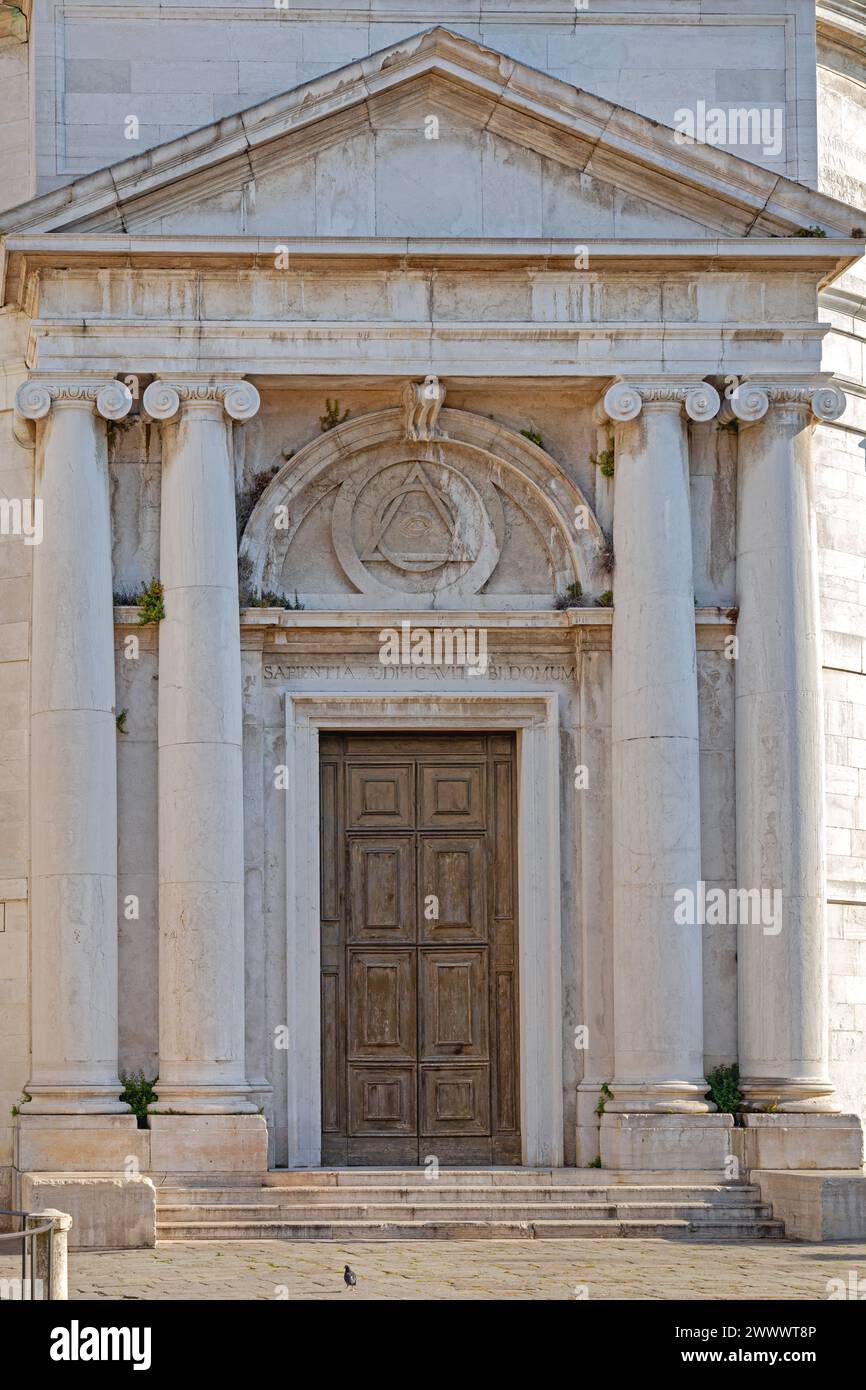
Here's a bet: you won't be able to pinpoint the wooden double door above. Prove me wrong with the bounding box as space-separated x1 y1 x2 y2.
320 733 520 1165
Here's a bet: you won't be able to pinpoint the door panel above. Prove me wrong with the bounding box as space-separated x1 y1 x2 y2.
419 835 486 942
420 949 488 1060
321 733 520 1165
348 835 414 942
420 1065 491 1136
419 762 486 829
347 763 414 829
347 949 416 1060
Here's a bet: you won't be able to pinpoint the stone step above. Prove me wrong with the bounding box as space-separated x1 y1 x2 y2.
155 1183 763 1206
257 1168 735 1188
157 1200 774 1222
156 1216 785 1241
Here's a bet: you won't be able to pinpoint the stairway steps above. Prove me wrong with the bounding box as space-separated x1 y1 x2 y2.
152 1170 784 1241
156 1216 785 1242
157 1201 774 1223
155 1184 764 1206
257 1168 734 1187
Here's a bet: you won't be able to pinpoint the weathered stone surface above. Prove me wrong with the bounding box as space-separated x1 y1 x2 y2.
740 1113 864 1171
19 1173 156 1250
599 1114 735 1171
148 1115 269 1175
753 1170 866 1242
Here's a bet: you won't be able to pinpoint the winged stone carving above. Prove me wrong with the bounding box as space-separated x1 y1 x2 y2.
401 375 446 441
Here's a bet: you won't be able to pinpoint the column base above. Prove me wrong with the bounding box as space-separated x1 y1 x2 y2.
603 1081 713 1115
739 1077 841 1113
149 1083 260 1115
148 1113 268 1175
600 1112 734 1170
22 1085 130 1115
738 1113 863 1170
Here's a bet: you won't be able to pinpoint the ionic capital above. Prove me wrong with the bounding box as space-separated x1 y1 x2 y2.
143 378 261 422
601 378 721 424
730 378 846 425
15 378 133 421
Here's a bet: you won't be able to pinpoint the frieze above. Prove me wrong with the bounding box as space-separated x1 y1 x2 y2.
263 661 578 683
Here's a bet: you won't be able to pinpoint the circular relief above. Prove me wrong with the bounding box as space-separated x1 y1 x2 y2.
331 455 503 601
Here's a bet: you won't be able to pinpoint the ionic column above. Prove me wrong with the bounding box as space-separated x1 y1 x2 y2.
143 377 260 1113
730 378 845 1111
16 376 133 1112
603 378 720 1113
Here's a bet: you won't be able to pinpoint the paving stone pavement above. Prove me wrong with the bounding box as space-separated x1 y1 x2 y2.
5 1239 866 1300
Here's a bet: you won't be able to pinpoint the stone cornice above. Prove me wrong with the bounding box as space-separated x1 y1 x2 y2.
817 2 866 57
3 235 863 306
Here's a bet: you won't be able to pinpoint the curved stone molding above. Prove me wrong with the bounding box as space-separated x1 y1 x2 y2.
729 382 769 422
15 379 133 421
222 381 261 421
811 383 847 422
143 379 261 421
96 382 135 421
602 381 643 422
142 382 181 420
730 379 847 424
684 382 722 422
602 378 721 422
239 406 605 612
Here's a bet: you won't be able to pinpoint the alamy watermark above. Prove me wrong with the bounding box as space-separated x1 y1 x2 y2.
378 620 488 676
674 880 782 935
0 497 42 545
674 101 784 159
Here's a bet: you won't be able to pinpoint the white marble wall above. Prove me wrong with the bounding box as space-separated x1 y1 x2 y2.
26 0 814 194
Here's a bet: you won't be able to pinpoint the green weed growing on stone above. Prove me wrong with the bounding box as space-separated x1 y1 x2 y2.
120 1070 158 1127
705 1063 743 1114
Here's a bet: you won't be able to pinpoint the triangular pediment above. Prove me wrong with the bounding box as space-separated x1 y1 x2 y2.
2 27 863 242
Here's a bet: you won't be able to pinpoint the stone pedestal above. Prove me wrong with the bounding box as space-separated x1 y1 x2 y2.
752 1170 866 1242
20 1173 156 1251
600 1112 734 1171
739 1112 863 1171
15 1113 147 1172
148 1113 269 1176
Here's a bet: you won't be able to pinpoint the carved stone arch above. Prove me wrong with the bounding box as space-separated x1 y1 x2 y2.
240 407 606 611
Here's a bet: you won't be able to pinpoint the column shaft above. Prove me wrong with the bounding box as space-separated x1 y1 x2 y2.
732 379 845 1111
605 380 717 1113
147 380 259 1113
18 379 132 1112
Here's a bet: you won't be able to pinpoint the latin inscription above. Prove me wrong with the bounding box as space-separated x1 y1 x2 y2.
263 662 577 683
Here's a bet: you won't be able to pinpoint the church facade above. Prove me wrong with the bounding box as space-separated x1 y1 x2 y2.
1 2 866 1246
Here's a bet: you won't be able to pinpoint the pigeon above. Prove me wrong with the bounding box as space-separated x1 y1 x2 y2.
343 1264 357 1291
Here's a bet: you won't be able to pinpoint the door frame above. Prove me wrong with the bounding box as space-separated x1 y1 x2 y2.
284 692 564 1168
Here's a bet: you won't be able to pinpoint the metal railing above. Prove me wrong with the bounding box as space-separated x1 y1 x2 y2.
0 1210 55 1301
